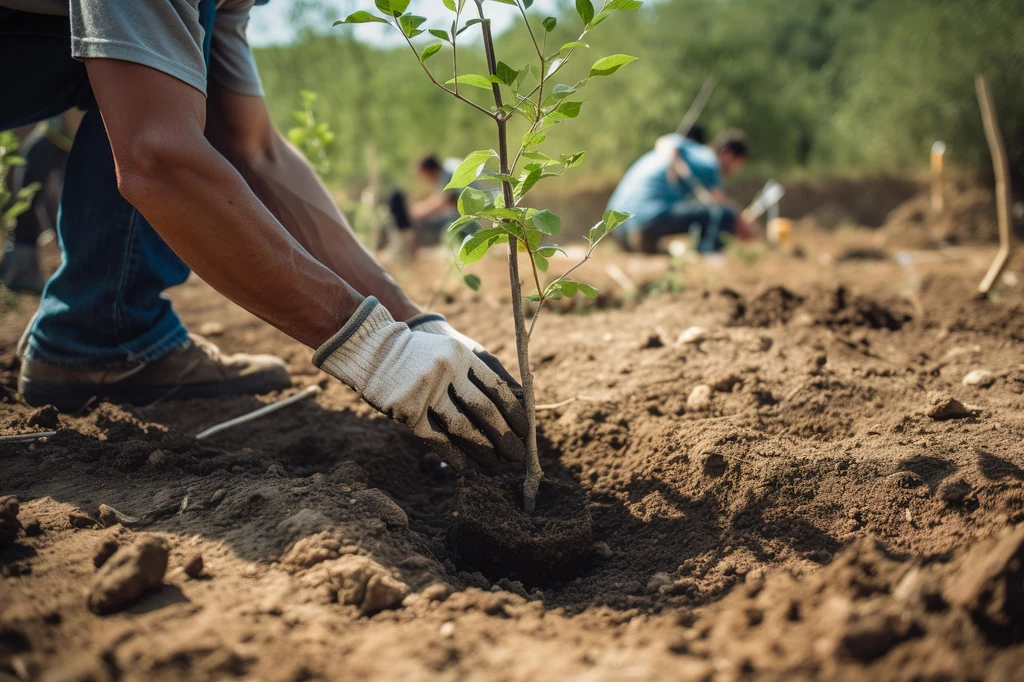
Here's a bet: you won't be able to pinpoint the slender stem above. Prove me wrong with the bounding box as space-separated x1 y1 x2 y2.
452 5 461 96
399 29 497 119
475 0 542 513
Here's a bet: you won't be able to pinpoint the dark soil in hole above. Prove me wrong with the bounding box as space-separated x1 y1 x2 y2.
448 472 593 585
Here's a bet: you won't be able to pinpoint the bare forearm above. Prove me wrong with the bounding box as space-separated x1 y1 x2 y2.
123 138 361 348
215 131 421 320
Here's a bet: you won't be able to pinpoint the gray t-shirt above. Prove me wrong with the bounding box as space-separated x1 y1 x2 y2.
0 0 263 97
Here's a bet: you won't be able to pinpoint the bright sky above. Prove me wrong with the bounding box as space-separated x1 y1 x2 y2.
248 0 565 47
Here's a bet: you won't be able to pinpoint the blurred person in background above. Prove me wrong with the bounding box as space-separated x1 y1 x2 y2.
609 128 757 254
0 1 527 472
1 111 80 293
386 154 464 257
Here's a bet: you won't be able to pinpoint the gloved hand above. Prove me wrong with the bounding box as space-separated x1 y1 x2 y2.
314 298 527 470
406 312 524 402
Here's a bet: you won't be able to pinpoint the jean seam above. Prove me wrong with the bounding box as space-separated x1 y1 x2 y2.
113 207 141 346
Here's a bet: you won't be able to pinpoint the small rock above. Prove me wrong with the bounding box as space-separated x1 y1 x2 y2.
925 392 977 421
183 553 204 578
686 384 713 412
593 541 614 559
69 512 99 529
97 505 119 528
677 326 707 345
92 539 121 569
941 479 971 505
28 405 60 430
0 496 22 544
439 621 456 639
87 536 169 615
24 518 42 537
962 369 995 388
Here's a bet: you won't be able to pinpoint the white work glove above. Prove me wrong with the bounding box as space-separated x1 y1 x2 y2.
314 298 528 470
406 312 524 403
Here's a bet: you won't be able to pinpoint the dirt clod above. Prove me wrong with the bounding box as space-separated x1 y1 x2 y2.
183 553 204 578
92 539 120 569
925 393 977 421
328 555 409 616
0 496 22 545
28 405 60 430
944 525 1024 631
449 474 593 585
87 536 169 615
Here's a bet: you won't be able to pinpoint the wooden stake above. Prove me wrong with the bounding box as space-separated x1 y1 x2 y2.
975 74 1014 295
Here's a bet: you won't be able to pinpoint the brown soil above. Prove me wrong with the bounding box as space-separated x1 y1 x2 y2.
2 222 1024 681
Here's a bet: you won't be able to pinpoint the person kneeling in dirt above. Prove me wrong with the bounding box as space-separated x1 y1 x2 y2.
1 2 527 471
387 154 470 257
608 129 757 254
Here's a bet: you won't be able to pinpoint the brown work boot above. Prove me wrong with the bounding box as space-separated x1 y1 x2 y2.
18 334 291 411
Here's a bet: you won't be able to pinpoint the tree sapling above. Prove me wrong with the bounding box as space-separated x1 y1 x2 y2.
337 0 639 513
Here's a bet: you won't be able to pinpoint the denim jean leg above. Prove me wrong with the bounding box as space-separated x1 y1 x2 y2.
23 108 192 369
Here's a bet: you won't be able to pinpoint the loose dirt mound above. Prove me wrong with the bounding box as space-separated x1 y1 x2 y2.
2 236 1024 680
882 181 1015 247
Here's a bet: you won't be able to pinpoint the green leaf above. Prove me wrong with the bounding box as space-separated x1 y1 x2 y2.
463 274 482 291
606 0 642 9
374 0 409 17
542 16 557 32
561 151 586 168
549 83 577 101
479 207 522 221
586 10 610 29
537 245 567 258
515 167 543 201
445 74 494 90
420 43 443 62
588 54 638 78
489 0 518 5
523 0 534 6
445 149 497 190
526 293 541 302
429 28 451 41
442 0 457 10
560 41 588 53
447 214 481 232
399 14 427 36
495 61 519 86
603 209 633 231
534 252 549 272
531 209 561 235
457 18 487 35
334 11 390 24
458 228 506 265
523 150 554 162
522 131 546 148
575 0 594 25
558 281 579 297
551 101 582 119
477 168 518 183
458 187 492 216
578 282 599 298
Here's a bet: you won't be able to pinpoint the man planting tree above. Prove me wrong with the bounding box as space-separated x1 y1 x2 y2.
609 128 758 254
0 1 528 472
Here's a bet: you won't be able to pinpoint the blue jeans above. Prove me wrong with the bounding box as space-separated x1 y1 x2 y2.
1 8 215 369
620 200 737 254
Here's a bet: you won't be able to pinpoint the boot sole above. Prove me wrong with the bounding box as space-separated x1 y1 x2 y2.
19 373 293 412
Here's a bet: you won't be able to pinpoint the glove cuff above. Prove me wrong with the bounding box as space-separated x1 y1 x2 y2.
313 297 403 390
406 312 447 330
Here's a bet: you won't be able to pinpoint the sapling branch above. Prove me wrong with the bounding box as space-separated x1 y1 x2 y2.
337 0 640 515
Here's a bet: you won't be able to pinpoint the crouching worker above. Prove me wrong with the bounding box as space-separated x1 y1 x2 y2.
387 154 465 256
608 129 756 254
1 2 526 472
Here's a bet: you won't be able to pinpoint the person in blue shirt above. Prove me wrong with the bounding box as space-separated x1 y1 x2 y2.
608 129 755 254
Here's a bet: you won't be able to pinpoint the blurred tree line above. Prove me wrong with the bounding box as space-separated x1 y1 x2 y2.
254 0 1024 190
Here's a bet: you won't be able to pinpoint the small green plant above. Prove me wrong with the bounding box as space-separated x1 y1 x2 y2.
337 0 640 512
0 131 40 235
287 90 336 178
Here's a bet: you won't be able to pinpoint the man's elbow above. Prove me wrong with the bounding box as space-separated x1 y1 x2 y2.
114 130 205 208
